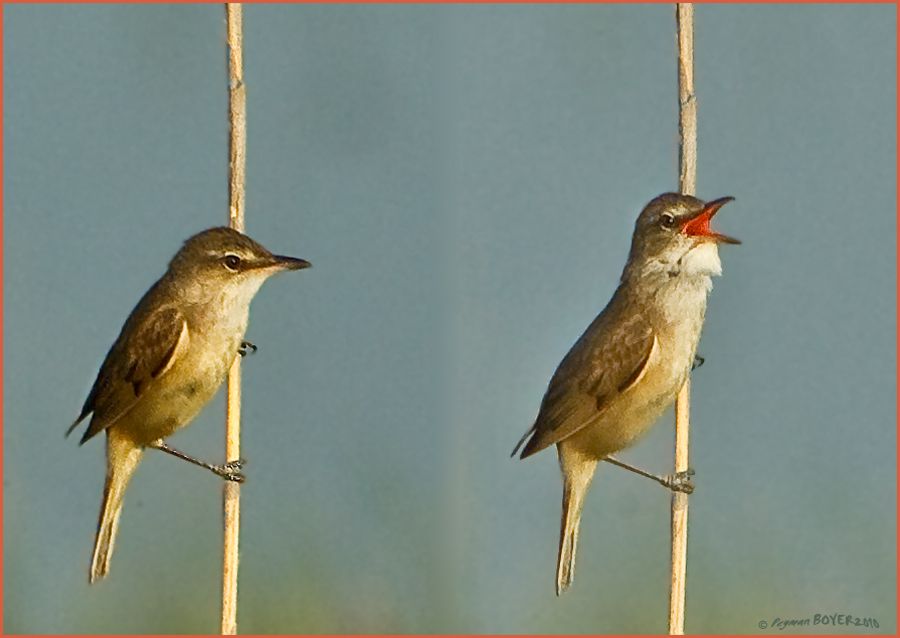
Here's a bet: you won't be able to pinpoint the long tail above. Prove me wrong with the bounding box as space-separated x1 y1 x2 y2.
90 429 143 584
556 448 597 595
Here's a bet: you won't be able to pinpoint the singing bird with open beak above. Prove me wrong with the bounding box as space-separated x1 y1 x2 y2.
513 193 739 595
67 227 310 584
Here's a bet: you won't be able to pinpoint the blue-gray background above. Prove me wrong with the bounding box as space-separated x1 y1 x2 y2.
4 3 896 634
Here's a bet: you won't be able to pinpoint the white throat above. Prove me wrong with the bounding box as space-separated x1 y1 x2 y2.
678 242 722 278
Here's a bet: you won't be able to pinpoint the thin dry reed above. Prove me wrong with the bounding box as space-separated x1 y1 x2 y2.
669 3 695 635
222 3 245 635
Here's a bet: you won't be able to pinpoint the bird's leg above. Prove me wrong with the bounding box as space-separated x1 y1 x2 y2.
692 354 705 370
238 340 257 357
148 440 246 483
603 456 694 494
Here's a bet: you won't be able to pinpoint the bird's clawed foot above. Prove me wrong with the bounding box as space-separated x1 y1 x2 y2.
212 459 247 483
238 341 257 357
663 468 695 494
692 355 705 371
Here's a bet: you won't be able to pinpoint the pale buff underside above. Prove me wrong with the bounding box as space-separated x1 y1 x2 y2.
110 279 261 447
561 242 720 461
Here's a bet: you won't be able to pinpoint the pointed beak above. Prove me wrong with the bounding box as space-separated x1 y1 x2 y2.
680 196 740 245
272 255 312 271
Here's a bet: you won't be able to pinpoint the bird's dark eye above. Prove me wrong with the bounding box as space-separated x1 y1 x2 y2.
660 213 676 228
223 254 242 271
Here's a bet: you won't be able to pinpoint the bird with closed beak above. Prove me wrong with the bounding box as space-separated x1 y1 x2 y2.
512 193 739 595
67 226 310 584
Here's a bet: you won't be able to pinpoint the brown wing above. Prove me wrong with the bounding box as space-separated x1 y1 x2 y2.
515 304 655 459
67 305 188 444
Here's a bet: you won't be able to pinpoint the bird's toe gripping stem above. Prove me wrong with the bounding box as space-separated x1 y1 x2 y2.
238 341 257 357
663 468 695 494
213 458 247 483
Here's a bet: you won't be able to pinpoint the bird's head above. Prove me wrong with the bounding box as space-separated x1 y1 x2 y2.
169 226 310 302
626 193 739 279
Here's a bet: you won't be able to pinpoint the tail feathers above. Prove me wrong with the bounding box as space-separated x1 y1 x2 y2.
556 527 578 595
90 433 142 584
555 454 597 595
90 495 124 584
556 484 582 595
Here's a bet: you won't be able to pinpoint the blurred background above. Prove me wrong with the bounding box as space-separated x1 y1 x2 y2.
4 3 896 634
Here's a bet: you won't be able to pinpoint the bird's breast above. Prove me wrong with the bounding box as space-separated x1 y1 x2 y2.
115 307 249 446
568 286 709 458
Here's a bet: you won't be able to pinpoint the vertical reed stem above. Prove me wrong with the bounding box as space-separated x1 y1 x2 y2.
669 3 695 635
222 3 245 634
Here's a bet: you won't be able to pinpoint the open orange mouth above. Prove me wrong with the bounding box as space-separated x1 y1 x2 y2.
681 197 740 245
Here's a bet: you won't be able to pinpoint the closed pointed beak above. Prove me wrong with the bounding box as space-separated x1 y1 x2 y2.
273 255 312 271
